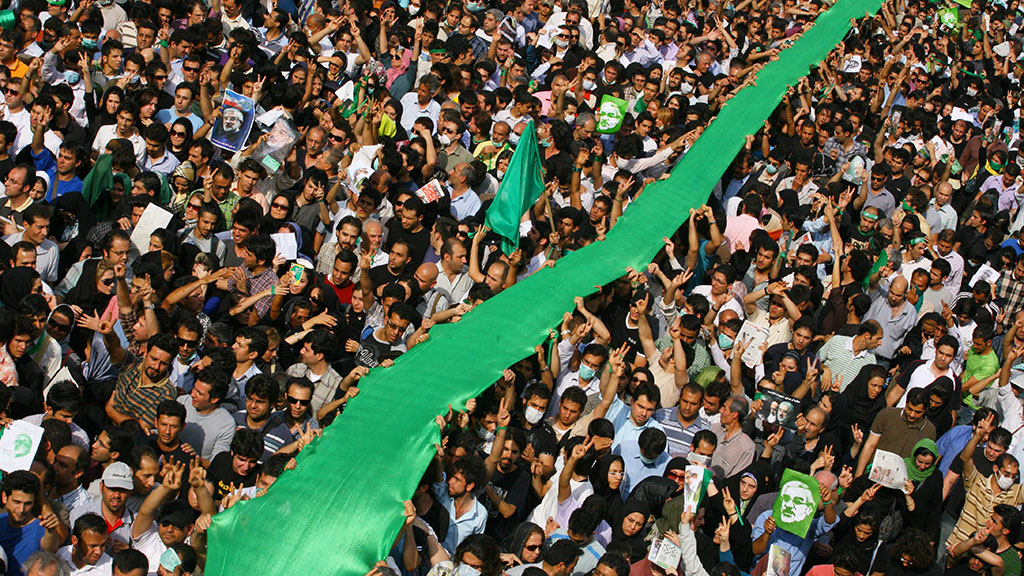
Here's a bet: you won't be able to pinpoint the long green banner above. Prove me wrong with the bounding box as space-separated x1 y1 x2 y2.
205 1 882 573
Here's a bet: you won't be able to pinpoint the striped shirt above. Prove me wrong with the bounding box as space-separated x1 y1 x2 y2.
948 466 1024 548
110 353 177 430
654 408 709 458
817 335 876 392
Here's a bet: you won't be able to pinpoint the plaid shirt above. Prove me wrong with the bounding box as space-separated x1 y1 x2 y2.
229 266 279 318
822 137 868 174
998 269 1024 331
110 352 177 431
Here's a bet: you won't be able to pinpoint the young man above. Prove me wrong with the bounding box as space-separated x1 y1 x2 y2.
0 471 62 572
0 164 35 227
155 82 203 131
183 203 227 263
431 452 487 555
218 235 279 320
148 401 193 469
228 327 267 409
69 463 135 551
233 375 284 462
179 367 236 465
286 330 343 417
140 123 180 176
264 378 320 455
4 203 59 284
206 428 263 501
92 106 145 162
103 328 178 433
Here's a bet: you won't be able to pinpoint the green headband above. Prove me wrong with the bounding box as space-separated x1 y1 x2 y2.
909 236 927 246
863 211 879 221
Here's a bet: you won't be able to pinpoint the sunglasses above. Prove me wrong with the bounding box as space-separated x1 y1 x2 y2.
329 133 345 141
177 337 199 348
187 202 202 210
171 131 187 137
287 395 311 406
159 520 180 528
184 66 200 73
524 544 541 552
100 277 115 287
271 203 289 210
47 319 70 331
4 87 18 96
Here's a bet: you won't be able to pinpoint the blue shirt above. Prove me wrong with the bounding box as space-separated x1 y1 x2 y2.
615 440 669 495
432 478 487 554
30 148 82 203
936 425 974 477
0 514 45 576
156 108 204 132
605 395 663 451
751 509 839 576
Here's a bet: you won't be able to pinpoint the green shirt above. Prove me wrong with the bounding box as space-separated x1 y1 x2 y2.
1000 546 1022 576
962 349 1000 409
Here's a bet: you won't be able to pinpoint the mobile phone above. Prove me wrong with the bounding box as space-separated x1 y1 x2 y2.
289 263 304 285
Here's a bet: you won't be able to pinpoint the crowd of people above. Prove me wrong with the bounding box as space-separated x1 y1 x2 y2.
0 0 1014 573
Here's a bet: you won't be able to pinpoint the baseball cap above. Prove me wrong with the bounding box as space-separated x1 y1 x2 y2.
102 462 134 490
158 500 197 529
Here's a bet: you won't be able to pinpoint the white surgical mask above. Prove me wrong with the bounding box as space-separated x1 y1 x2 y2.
564 113 576 124
408 4 420 15
477 426 495 442
687 452 711 467
457 564 481 576
680 82 694 95
998 474 1015 490
582 79 596 91
524 405 545 424
438 134 452 146
554 37 569 48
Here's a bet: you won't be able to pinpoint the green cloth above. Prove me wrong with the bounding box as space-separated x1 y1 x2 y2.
773 468 821 538
204 2 881 574
865 249 888 289
596 94 629 133
962 349 1000 409
80 154 114 221
904 438 939 483
484 120 544 255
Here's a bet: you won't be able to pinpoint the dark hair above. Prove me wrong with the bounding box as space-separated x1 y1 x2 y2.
112 549 149 573
936 334 960 354
45 380 82 414
196 368 230 403
230 428 264 460
103 425 134 461
261 453 291 479
596 553 631 576
632 381 660 408
905 387 929 408
73 513 107 540
41 419 72 453
638 427 666 457
21 203 50 226
561 386 587 407
2 470 39 497
453 453 486 489
156 400 186 425
246 374 280 404
858 320 882 338
237 326 269 358
544 539 583 567
244 234 276 267
455 534 502 576
990 427 1013 450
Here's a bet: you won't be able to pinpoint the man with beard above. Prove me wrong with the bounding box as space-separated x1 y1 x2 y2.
316 216 362 276
103 325 178 433
69 463 135 552
482 428 530 541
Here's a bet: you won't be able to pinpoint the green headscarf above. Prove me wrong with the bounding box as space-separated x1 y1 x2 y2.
904 438 939 483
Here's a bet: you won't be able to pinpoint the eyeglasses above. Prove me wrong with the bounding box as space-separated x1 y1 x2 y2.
524 544 541 551
271 203 289 210
159 520 179 528
171 131 187 137
153 75 168 80
177 337 199 348
187 202 202 211
287 395 311 406
4 87 18 96
47 319 70 331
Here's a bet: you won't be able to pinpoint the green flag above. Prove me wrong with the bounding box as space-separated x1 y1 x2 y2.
597 94 629 133
484 120 544 255
864 249 888 290
773 469 821 538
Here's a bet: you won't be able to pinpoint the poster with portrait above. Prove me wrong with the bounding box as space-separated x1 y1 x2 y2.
211 89 255 153
772 469 820 538
736 321 770 368
757 388 800 430
868 450 908 490
766 545 792 576
251 117 302 174
0 420 44 472
681 464 712 514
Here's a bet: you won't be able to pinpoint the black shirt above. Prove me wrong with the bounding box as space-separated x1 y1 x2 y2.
207 451 259 500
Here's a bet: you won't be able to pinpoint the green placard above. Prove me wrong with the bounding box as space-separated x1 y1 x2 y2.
773 469 821 538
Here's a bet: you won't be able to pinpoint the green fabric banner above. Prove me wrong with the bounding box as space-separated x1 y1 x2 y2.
484 120 544 255
204 1 882 574
773 469 822 539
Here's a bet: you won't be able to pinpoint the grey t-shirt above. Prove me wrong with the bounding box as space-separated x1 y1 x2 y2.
177 396 236 460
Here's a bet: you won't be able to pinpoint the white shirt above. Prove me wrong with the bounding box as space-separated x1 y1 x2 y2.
92 124 145 163
57 546 113 576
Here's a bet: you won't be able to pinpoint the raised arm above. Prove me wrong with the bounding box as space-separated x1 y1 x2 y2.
133 459 183 539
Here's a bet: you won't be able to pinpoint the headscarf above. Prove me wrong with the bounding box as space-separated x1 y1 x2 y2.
610 499 651 559
822 391 848 437
904 438 939 483
589 454 625 522
63 259 110 316
843 364 887 432
924 377 956 437
0 268 39 309
52 192 97 273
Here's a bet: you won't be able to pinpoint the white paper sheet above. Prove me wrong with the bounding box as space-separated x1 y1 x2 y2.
271 233 298 261
0 420 44 472
130 204 174 253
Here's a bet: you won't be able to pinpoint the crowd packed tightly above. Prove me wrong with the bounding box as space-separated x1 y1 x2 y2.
0 0 1017 574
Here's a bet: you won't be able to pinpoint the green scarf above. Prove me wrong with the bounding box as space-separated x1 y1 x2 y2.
904 438 939 483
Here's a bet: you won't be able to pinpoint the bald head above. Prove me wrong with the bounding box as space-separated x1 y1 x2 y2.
414 263 438 292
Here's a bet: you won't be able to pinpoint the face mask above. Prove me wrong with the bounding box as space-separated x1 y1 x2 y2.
477 426 495 442
554 37 569 48
579 363 598 381
372 157 380 170
997 474 1015 490
39 41 55 52
457 564 482 576
496 169 505 179
967 87 978 97
564 113 576 124
64 70 80 85
466 1 484 11
524 406 545 424
82 38 98 50
539 137 552 148
718 333 734 350
438 134 452 146
408 4 420 14
765 164 778 175
640 455 657 465
686 452 711 467
680 82 694 95
582 79 596 91
97 0 112 5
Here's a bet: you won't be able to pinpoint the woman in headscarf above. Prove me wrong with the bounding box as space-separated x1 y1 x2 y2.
610 499 651 560
168 118 194 162
169 162 199 215
0 268 42 310
176 190 205 241
589 454 626 523
51 192 97 278
924 378 956 438
500 522 544 568
902 438 942 544
843 364 887 438
64 260 118 317
704 461 771 571
264 192 294 234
